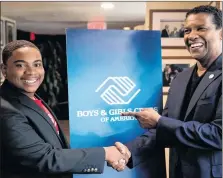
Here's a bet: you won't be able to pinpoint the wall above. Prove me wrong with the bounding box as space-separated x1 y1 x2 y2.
145 1 213 30
0 16 17 85
1 16 17 48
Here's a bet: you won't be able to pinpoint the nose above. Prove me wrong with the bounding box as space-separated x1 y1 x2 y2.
187 29 199 41
24 65 36 75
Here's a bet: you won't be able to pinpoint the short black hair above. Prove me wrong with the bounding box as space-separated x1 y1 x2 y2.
186 5 222 29
2 40 39 65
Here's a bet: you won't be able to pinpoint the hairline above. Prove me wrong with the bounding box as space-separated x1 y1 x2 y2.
185 11 222 30
3 46 40 65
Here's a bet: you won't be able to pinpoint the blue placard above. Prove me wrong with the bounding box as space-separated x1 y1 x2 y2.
66 29 163 178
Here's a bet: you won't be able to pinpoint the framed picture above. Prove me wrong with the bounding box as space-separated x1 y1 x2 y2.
0 47 5 85
0 47 2 64
1 19 4 47
217 1 222 10
150 9 190 49
162 59 196 94
5 20 16 44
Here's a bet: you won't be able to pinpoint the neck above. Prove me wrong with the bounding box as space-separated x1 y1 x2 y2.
196 52 221 77
196 62 208 71
196 63 207 77
197 52 221 70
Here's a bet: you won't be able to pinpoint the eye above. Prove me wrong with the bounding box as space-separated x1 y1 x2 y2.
15 63 24 68
34 63 42 67
198 27 207 31
184 29 190 34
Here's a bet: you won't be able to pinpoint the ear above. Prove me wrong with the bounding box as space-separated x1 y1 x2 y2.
0 63 7 78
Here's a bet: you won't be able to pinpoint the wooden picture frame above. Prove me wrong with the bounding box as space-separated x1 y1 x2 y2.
5 20 16 44
0 47 5 85
0 47 2 64
150 9 190 49
1 19 4 47
162 58 196 94
217 1 222 10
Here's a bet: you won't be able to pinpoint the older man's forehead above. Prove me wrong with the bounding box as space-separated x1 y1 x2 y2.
184 13 214 27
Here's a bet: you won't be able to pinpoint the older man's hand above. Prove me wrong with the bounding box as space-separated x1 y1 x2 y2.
114 142 131 160
121 108 161 129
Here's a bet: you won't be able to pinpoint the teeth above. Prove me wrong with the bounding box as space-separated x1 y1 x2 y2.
191 43 203 48
24 80 37 84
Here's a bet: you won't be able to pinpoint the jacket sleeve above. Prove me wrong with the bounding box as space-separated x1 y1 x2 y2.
125 129 166 178
125 129 157 167
125 87 172 168
1 102 105 174
156 94 222 150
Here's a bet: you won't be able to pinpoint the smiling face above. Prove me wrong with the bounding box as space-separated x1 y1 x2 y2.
1 47 45 98
184 13 222 66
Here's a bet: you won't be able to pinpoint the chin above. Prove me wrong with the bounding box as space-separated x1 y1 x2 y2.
22 86 39 94
190 53 204 61
27 88 38 93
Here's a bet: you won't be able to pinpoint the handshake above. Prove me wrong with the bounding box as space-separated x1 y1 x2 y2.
104 142 131 172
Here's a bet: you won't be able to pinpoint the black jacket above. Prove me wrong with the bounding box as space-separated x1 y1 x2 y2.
0 80 105 178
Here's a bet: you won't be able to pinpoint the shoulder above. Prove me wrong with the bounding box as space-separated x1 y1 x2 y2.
1 96 26 122
171 66 194 82
1 97 19 112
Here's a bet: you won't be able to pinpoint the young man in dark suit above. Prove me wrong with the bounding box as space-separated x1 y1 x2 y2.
120 5 222 178
0 40 130 178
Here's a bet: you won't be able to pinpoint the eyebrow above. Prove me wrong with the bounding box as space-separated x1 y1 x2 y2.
13 60 25 64
13 59 42 64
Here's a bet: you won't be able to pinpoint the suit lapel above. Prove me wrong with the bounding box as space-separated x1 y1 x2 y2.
184 55 222 120
173 67 194 119
18 95 66 147
184 69 222 120
37 97 70 148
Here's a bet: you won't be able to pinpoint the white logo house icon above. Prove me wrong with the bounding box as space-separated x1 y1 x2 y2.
95 76 141 105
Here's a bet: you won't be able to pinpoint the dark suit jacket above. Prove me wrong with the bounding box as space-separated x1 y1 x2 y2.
161 29 169 37
126 129 166 178
127 55 222 178
0 81 105 178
